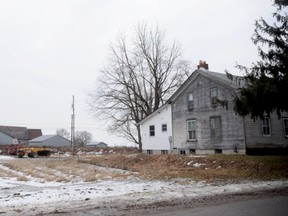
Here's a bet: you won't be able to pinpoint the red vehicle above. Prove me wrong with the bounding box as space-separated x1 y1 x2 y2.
5 144 24 155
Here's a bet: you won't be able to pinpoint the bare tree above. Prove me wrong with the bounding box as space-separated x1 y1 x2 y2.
87 23 191 152
56 128 70 140
75 131 92 147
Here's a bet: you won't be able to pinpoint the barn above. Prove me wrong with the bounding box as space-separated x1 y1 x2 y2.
28 135 71 147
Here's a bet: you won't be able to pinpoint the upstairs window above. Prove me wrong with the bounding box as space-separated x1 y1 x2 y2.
162 124 167 132
210 87 218 107
262 117 271 136
149 125 155 136
210 116 222 140
283 118 288 137
187 92 194 110
187 120 197 140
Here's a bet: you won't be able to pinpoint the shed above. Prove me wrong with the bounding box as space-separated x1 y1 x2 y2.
86 141 108 148
28 135 71 147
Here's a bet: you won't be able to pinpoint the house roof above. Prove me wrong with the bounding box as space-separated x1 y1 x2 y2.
0 125 28 140
167 68 244 103
87 141 108 146
29 135 58 142
0 125 43 141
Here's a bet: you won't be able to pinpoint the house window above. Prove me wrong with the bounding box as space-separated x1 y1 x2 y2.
262 117 271 136
162 124 167 132
210 116 222 140
147 150 153 155
189 149 196 154
215 149 222 154
149 125 155 136
210 87 218 107
283 118 288 137
161 150 168 155
179 149 186 155
187 92 194 110
187 120 197 140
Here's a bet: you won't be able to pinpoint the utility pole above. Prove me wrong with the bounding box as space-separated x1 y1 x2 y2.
71 95 75 155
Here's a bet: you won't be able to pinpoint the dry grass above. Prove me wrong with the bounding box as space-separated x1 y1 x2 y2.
86 154 288 182
0 157 136 183
1 153 287 183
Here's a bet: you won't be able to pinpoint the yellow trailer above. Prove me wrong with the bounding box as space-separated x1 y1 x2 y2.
17 147 51 158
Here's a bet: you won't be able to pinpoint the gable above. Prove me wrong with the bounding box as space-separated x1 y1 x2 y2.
28 129 43 140
167 69 242 103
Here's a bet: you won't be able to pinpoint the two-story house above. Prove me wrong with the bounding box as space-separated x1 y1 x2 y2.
167 63 246 154
140 61 288 155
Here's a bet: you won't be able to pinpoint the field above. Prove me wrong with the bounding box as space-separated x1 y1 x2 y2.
0 148 288 215
1 148 288 183
84 153 288 182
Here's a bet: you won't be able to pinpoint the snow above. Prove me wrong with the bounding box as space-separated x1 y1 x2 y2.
0 155 287 215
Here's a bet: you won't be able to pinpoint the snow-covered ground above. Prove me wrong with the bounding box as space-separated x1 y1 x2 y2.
0 155 287 216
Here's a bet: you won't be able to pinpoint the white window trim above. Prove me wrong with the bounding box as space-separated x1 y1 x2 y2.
210 87 218 106
161 124 167 132
187 92 194 110
283 117 288 138
262 117 271 136
187 119 197 141
149 125 155 137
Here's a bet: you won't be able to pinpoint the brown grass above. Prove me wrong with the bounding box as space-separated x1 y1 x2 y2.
86 154 288 182
1 156 135 182
1 153 287 183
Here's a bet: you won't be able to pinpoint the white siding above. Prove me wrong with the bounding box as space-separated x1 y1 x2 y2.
140 104 172 151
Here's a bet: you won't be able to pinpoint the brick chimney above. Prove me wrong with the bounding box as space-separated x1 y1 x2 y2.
197 60 209 70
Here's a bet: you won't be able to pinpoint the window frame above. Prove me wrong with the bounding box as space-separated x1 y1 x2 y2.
179 149 186 155
262 117 271 136
187 119 197 141
210 87 218 107
162 124 167 132
210 116 222 140
187 92 194 111
161 150 168 155
147 150 153 155
149 125 155 137
283 118 288 138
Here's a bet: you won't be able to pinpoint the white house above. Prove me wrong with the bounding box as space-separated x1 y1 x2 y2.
139 103 172 155
140 60 288 155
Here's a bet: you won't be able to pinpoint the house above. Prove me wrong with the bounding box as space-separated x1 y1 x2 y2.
86 141 108 148
0 125 42 144
244 112 288 155
140 61 288 155
139 104 172 155
28 135 71 147
167 62 246 155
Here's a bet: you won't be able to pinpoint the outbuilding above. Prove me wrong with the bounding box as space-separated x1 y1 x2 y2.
86 141 108 148
28 135 71 147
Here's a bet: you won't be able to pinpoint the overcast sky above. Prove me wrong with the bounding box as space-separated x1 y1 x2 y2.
0 0 276 146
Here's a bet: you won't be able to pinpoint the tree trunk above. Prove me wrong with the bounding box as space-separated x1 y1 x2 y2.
136 124 143 152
